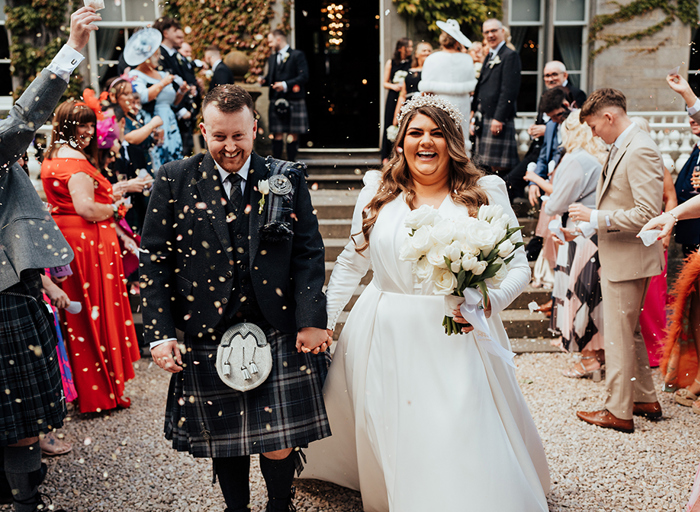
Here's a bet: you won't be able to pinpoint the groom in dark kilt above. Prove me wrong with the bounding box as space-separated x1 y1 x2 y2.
140 84 332 512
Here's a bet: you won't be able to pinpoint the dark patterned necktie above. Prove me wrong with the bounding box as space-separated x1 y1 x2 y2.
226 172 243 212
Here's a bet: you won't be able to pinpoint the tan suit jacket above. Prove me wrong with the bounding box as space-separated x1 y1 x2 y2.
595 125 664 282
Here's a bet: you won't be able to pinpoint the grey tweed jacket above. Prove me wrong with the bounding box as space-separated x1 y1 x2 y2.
0 69 74 292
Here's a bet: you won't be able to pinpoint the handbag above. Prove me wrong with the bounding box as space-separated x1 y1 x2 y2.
216 323 272 392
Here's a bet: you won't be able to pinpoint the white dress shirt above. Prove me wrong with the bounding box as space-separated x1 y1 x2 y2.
276 44 291 93
688 98 700 116
488 40 506 59
150 155 252 350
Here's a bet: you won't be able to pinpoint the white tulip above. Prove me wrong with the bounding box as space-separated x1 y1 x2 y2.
445 241 462 262
497 239 515 258
257 179 270 195
471 260 488 275
451 260 462 273
461 254 478 272
477 204 503 222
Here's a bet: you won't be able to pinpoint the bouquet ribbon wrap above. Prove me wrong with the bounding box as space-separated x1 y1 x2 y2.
445 289 516 368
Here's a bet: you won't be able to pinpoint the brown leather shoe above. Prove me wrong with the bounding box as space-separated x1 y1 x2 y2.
576 410 634 433
633 401 662 419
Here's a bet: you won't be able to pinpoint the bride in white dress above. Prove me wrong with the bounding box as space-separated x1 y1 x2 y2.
302 95 550 511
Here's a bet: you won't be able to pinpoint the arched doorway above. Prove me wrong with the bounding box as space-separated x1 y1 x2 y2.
294 0 381 149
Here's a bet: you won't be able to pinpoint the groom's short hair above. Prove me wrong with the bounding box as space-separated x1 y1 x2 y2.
202 85 254 117
580 88 627 120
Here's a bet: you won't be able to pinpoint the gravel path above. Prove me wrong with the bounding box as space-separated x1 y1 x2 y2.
2 353 695 511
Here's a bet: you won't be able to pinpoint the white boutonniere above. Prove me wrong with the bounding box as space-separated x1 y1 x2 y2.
488 55 501 69
257 179 270 214
281 52 289 63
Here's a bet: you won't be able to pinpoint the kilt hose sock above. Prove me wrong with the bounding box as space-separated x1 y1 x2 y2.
260 451 297 511
213 455 250 512
4 442 43 512
286 141 299 163
272 140 284 159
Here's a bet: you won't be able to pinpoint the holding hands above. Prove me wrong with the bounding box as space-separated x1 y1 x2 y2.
296 327 333 355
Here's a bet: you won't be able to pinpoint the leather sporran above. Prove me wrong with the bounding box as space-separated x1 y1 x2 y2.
273 97 291 121
216 323 272 392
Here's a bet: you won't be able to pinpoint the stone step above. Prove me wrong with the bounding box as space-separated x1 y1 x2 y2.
511 337 562 353
307 173 365 190
324 238 350 261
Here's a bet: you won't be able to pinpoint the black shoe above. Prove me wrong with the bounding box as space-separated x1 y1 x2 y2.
266 485 297 512
0 463 47 505
14 490 67 511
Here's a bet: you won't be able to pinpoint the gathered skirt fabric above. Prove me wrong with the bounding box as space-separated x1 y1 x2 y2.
53 214 140 413
0 271 66 446
302 282 550 512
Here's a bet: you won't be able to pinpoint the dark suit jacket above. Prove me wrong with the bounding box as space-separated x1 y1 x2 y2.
534 120 563 180
674 143 700 245
261 49 309 101
472 45 521 122
0 69 74 291
565 83 587 109
210 61 235 91
139 151 327 343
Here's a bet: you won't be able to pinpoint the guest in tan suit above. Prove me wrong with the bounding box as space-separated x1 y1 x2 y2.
568 88 664 433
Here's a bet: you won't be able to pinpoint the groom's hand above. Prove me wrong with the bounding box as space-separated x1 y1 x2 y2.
296 327 332 354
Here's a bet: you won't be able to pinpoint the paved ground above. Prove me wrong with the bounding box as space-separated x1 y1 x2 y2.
3 352 696 512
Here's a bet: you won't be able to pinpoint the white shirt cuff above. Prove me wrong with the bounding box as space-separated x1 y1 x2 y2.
281 81 288 93
176 108 188 119
46 45 85 83
150 338 176 350
688 98 700 116
589 209 599 228
577 221 596 238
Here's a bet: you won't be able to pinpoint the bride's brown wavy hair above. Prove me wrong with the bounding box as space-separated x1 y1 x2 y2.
355 104 489 253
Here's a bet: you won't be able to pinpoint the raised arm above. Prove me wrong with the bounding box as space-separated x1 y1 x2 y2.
0 7 98 176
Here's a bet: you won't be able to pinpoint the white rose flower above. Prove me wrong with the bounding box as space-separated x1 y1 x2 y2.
410 225 434 254
461 254 478 272
405 205 440 230
477 204 503 223
460 241 479 257
471 260 488 276
414 256 435 281
399 240 421 262
431 219 457 247
433 268 458 295
490 216 508 243
451 215 476 242
426 244 448 268
497 239 515 259
465 219 499 253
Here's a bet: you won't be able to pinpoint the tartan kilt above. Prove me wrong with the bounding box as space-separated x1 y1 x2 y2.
269 99 309 135
0 271 66 446
473 117 520 169
164 326 331 458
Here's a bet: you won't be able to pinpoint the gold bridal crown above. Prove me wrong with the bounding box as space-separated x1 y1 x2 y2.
397 93 465 128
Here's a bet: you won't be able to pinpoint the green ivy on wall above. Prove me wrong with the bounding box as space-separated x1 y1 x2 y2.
392 0 502 38
5 0 82 99
162 0 292 83
589 0 698 57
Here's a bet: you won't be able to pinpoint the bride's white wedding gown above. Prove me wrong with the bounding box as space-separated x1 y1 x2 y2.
302 172 550 511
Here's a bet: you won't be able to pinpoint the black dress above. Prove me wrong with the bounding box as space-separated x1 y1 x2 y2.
381 59 411 160
404 69 422 100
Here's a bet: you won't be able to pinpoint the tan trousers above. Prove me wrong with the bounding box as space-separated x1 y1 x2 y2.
601 275 657 420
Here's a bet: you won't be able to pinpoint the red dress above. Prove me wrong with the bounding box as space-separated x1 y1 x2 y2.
41 158 140 413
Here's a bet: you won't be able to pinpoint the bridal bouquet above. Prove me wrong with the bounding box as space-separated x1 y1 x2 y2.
399 204 523 335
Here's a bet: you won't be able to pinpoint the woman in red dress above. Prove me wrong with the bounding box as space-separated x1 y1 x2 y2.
41 99 140 413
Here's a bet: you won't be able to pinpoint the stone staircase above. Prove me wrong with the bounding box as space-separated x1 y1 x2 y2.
300 150 382 191
311 186 559 353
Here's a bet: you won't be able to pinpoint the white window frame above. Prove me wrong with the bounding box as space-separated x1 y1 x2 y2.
552 0 589 92
87 0 162 92
508 0 546 113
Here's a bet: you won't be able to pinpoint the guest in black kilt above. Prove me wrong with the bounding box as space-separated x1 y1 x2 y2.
140 85 332 512
0 8 97 512
471 18 521 175
381 37 413 163
260 29 310 162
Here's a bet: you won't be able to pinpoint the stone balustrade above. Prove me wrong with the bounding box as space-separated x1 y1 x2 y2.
515 111 694 180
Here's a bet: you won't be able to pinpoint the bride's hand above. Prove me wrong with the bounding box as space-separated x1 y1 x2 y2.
452 309 475 334
295 327 332 354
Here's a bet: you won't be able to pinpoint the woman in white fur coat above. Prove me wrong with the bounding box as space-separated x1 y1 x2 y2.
418 19 477 145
